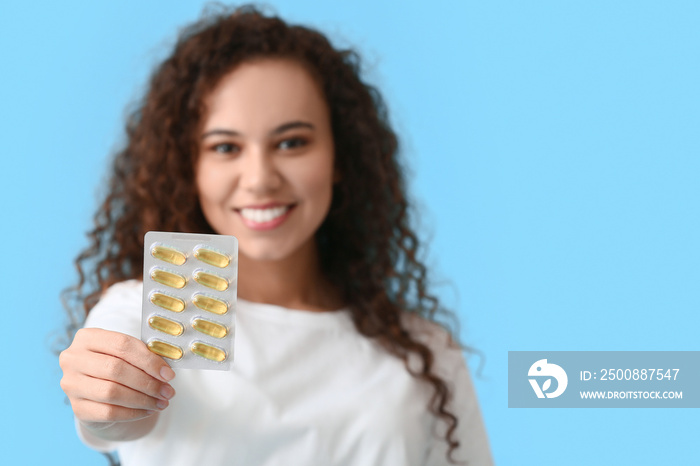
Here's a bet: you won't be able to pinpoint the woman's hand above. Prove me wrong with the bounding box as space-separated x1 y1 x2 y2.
59 328 176 435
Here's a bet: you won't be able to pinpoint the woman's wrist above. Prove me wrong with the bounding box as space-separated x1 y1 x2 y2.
78 414 159 442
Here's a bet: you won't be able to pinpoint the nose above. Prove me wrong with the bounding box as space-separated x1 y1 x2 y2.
238 146 282 194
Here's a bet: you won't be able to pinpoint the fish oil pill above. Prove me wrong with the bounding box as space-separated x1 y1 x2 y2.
192 293 228 315
142 231 237 370
150 268 187 289
151 245 187 266
150 292 186 313
148 315 184 336
192 318 228 339
194 247 230 268
191 342 227 362
193 270 229 291
148 340 184 360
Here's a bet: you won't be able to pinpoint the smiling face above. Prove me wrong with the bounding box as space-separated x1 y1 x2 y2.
195 59 336 263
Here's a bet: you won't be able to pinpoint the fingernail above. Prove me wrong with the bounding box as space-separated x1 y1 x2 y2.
156 399 168 410
160 385 175 400
160 366 176 381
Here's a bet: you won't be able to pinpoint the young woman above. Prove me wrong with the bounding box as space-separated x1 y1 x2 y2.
59 4 493 465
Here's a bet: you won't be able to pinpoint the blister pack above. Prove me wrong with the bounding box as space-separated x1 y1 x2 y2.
141 231 238 370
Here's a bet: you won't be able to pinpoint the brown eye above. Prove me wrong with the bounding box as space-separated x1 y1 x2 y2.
213 143 239 154
278 137 307 150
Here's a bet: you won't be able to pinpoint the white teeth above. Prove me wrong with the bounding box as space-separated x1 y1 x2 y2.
240 205 290 223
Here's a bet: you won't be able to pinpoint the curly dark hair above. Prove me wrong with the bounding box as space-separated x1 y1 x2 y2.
62 3 471 463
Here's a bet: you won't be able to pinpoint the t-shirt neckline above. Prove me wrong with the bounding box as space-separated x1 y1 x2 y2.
236 297 353 329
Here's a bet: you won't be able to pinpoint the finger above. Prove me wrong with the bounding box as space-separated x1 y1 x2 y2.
77 328 176 382
73 399 157 423
76 351 175 401
70 374 169 411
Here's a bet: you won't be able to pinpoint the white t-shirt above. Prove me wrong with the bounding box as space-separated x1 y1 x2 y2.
76 280 493 466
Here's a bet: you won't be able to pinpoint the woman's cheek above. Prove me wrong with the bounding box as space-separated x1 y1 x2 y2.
197 160 234 205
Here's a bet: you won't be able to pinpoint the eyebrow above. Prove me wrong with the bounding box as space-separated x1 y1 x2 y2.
201 121 315 140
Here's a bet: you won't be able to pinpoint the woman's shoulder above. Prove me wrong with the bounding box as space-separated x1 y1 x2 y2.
400 312 466 373
401 312 459 349
100 279 143 300
83 279 143 338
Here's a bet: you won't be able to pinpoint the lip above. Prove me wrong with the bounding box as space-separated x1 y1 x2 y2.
237 201 294 209
236 204 296 231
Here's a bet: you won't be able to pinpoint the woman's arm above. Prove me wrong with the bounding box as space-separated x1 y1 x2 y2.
424 348 493 466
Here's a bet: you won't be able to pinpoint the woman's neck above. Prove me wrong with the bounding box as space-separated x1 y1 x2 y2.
236 241 342 312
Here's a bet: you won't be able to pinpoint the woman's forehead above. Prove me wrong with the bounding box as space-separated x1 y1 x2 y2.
202 59 329 132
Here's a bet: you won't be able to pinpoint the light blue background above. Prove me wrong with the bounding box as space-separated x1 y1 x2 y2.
1 1 698 464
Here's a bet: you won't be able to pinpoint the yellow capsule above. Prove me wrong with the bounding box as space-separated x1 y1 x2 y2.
148 315 184 336
151 245 187 266
190 342 226 362
147 340 183 360
192 318 228 339
150 292 186 313
192 294 228 315
194 247 230 268
193 270 228 291
151 268 187 289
